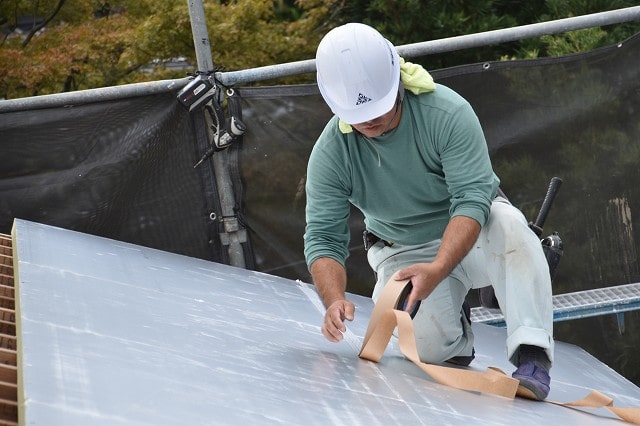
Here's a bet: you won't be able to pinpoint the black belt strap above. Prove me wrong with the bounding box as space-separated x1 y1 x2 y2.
363 230 393 251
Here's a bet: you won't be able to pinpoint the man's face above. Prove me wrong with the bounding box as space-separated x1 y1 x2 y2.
351 99 402 138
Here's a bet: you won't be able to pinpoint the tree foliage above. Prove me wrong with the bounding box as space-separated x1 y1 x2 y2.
0 0 331 98
1 0 639 99
339 0 640 68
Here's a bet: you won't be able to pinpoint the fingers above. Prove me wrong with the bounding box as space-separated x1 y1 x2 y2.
322 300 355 342
343 301 355 321
392 264 416 281
321 310 344 342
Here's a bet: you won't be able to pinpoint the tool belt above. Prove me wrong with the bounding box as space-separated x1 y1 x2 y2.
363 230 393 251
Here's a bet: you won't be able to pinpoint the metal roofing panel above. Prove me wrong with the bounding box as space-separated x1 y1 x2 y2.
12 219 640 425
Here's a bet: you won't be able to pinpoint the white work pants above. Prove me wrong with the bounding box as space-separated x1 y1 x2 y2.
367 197 554 366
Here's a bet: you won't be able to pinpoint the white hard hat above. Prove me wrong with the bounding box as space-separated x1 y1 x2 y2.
316 23 400 124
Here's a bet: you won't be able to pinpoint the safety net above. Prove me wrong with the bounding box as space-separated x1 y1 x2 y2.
238 33 640 296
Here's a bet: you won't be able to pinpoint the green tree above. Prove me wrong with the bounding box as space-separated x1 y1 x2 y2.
334 0 640 67
339 0 517 68
0 0 331 98
508 0 640 58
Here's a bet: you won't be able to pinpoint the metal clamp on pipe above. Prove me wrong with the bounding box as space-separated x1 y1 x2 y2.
178 73 246 168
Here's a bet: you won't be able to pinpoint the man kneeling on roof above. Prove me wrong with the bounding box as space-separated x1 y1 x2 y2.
303 23 554 400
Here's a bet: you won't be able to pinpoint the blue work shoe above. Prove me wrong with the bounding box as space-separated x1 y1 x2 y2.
512 359 551 400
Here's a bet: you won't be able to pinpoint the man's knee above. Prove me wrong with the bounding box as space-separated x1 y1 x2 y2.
412 304 472 363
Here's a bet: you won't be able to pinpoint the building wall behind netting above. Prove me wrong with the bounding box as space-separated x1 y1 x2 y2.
1 33 639 385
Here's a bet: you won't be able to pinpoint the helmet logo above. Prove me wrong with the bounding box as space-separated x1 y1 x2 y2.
356 93 372 106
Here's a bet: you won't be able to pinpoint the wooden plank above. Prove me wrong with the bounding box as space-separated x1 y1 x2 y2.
0 366 17 385
0 298 14 312
0 382 17 402
0 235 10 247
0 286 14 300
0 275 13 287
0 309 15 324
0 322 15 338
0 240 16 426
0 349 17 367
2 235 17 425
0 398 18 426
0 335 16 351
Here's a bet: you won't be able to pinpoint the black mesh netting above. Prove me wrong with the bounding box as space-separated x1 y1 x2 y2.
238 33 640 295
0 92 223 261
1 33 639 384
236 33 640 385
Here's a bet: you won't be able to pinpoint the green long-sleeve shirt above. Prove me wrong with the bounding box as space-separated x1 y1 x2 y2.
304 84 500 269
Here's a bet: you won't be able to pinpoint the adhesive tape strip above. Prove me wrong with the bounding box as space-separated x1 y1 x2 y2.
357 278 640 424
358 278 518 398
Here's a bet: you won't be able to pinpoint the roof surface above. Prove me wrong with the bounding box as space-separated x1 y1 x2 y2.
12 219 640 425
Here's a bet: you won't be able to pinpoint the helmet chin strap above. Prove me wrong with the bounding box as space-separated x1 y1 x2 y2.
380 90 403 135
356 89 403 167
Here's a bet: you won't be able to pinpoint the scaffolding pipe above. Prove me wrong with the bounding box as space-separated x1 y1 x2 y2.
186 0 246 269
0 78 191 112
187 0 214 73
218 5 640 86
1 6 639 113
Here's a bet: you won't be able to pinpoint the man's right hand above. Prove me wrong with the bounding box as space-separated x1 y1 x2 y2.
322 299 355 342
